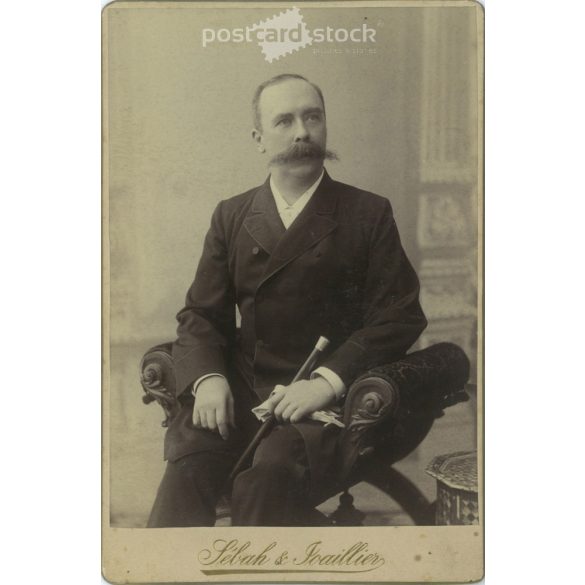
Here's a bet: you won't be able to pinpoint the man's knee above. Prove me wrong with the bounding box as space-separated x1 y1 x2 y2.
252 424 306 468
175 450 217 475
233 425 309 494
155 448 236 505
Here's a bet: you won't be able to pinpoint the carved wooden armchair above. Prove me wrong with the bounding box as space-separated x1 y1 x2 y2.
140 342 470 526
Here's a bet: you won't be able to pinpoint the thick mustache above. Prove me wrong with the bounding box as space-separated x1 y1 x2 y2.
269 142 339 166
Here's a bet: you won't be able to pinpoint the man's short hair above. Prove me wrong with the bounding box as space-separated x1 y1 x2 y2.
252 74 326 131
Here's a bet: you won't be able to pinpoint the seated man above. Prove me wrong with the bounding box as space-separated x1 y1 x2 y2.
147 73 427 527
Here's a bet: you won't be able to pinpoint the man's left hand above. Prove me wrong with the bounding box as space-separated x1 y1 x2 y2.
267 378 336 424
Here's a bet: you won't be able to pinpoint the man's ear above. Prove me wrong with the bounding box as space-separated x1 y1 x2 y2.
252 128 265 153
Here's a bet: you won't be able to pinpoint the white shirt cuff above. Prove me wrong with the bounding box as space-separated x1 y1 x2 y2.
192 373 226 395
311 367 346 400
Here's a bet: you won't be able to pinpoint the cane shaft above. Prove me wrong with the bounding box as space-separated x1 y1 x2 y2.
227 336 329 485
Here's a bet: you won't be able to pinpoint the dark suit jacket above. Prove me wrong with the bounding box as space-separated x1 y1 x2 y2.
166 170 427 464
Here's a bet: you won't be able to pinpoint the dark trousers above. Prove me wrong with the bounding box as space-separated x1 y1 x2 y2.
147 423 318 527
148 358 342 528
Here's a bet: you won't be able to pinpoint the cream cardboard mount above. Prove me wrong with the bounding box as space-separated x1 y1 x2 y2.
102 1 484 582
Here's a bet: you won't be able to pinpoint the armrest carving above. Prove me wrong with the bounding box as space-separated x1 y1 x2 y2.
338 342 471 481
344 383 400 433
364 342 471 414
139 343 179 427
339 377 400 479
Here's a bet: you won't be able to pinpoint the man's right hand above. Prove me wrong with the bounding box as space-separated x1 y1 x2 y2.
192 376 235 440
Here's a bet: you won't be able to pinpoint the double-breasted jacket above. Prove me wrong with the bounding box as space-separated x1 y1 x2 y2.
166 170 427 464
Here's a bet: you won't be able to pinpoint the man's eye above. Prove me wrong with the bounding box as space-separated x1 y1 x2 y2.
306 114 322 122
276 118 291 127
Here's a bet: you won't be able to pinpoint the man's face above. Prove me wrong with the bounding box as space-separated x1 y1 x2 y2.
254 79 327 177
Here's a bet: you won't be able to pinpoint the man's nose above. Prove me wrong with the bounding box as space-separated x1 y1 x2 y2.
293 119 310 142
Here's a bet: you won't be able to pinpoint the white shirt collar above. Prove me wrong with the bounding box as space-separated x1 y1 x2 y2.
270 169 325 218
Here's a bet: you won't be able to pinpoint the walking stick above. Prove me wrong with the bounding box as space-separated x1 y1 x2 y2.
227 335 330 485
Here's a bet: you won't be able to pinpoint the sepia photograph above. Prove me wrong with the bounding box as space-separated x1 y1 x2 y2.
103 0 483 581
9 0 585 584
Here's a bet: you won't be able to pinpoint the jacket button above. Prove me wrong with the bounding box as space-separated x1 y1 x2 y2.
252 246 260 255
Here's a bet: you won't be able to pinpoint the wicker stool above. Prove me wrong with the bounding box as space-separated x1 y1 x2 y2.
426 450 479 525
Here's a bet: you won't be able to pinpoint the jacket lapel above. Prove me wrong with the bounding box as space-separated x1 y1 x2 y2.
243 177 286 256
257 170 339 289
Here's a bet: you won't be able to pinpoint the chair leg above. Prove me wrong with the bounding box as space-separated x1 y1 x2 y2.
362 464 435 526
215 495 232 524
328 490 366 526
